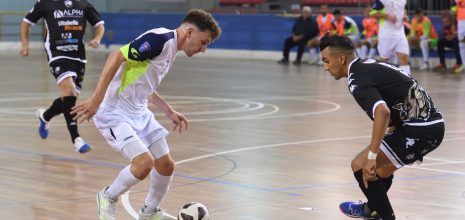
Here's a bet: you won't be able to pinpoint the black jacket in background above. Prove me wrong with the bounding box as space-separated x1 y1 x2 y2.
292 16 319 41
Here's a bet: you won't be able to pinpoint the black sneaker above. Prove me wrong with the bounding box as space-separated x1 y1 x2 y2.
277 58 289 65
293 60 301 66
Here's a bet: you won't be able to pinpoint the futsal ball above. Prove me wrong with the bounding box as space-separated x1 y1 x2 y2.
178 202 210 220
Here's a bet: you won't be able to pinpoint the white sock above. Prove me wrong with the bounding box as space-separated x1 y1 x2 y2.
420 39 429 63
460 42 465 66
368 48 376 58
361 45 368 59
391 54 398 65
399 65 411 76
107 165 141 197
144 170 173 209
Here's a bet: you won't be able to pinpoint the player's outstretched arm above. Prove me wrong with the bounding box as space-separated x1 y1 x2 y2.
87 24 105 48
20 21 31 57
149 92 188 133
72 49 125 122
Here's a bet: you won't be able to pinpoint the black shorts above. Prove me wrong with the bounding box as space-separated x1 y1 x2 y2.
49 59 86 91
380 120 445 168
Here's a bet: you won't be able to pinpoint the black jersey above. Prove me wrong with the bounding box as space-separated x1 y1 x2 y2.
23 0 104 63
348 58 442 127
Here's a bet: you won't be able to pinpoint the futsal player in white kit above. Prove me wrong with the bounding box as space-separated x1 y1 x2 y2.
71 9 221 220
370 0 411 75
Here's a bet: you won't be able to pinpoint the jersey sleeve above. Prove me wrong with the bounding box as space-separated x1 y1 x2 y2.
349 73 385 119
120 31 174 62
23 0 45 25
370 0 386 15
85 2 104 27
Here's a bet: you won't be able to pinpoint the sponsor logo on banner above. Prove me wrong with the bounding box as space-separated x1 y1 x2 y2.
53 9 83 19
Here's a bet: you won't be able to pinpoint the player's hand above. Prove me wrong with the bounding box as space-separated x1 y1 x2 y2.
20 45 30 57
386 14 397 23
87 39 100 48
167 111 188 133
362 159 377 189
71 96 100 123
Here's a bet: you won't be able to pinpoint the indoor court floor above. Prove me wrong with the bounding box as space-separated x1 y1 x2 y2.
1 49 464 219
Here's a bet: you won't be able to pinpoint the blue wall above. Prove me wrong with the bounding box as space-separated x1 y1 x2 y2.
101 13 446 52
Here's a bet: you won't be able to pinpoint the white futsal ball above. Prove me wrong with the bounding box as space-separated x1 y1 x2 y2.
178 202 210 220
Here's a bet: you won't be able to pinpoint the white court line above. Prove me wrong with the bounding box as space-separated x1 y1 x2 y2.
122 134 465 219
405 166 465 175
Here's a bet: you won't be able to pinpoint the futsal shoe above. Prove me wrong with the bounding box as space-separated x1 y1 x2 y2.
138 205 176 220
339 201 381 219
97 186 117 220
36 108 50 139
277 58 289 65
74 137 93 153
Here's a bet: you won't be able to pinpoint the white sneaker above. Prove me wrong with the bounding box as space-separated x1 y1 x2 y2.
97 187 118 220
74 137 93 153
419 62 430 70
317 59 324 65
139 205 176 220
308 56 318 65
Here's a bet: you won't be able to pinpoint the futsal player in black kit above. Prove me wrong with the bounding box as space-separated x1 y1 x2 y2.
20 0 104 153
319 33 445 220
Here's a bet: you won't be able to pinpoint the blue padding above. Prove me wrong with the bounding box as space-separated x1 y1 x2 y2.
99 13 456 58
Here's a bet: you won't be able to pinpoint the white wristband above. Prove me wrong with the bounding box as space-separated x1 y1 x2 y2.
367 151 377 160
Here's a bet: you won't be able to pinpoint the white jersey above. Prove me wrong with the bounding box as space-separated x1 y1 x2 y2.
100 28 177 115
372 0 406 38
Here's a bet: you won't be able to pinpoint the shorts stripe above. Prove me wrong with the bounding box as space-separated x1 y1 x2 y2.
380 140 405 168
56 71 77 85
403 119 444 126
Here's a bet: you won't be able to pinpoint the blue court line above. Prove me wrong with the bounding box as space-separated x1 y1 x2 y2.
0 145 462 197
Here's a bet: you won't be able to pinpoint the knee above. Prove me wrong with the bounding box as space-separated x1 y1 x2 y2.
59 80 77 96
132 153 154 179
155 156 175 176
351 157 363 172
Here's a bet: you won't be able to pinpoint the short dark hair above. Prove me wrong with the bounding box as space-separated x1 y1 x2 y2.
414 8 423 15
183 9 221 40
319 32 355 53
333 9 342 16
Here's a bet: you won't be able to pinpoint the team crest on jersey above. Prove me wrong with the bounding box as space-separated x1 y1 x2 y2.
139 42 151 53
64 0 73 8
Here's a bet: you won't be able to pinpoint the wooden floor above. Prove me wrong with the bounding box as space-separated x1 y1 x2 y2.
1 49 465 220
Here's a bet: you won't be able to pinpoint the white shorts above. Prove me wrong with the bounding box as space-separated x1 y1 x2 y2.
377 36 410 59
94 109 169 160
347 34 360 43
458 20 465 41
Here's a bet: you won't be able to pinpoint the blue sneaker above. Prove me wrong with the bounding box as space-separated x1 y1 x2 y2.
339 201 380 219
36 108 49 139
74 137 93 153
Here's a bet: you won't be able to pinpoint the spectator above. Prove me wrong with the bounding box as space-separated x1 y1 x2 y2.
307 4 334 64
278 6 319 66
433 12 463 73
408 8 438 70
451 0 465 73
358 6 379 58
331 10 360 44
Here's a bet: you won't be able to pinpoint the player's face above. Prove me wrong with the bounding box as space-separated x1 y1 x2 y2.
443 17 450 26
321 47 346 80
183 27 212 57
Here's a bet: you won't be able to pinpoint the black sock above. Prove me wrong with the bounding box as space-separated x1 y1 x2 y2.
368 174 394 211
43 97 63 121
61 96 80 143
354 169 396 220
